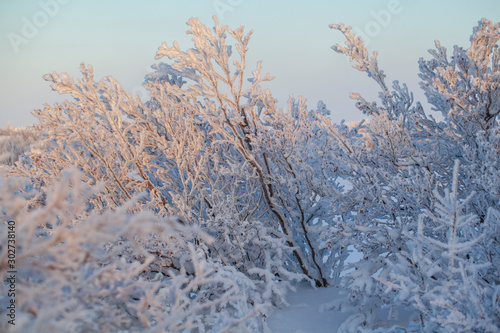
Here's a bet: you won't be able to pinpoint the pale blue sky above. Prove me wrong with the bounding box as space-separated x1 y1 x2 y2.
1 0 499 127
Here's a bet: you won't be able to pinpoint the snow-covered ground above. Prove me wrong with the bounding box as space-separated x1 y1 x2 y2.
266 281 418 333
266 284 351 333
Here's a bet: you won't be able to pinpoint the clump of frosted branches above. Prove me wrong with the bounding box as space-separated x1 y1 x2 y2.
14 16 346 294
0 169 261 332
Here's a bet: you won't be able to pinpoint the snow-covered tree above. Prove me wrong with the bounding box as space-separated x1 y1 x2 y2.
327 18 500 331
378 161 499 332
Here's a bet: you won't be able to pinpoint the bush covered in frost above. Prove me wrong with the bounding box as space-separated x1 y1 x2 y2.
0 125 38 166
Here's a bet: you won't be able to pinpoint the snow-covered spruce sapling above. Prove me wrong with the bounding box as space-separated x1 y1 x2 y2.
378 161 499 332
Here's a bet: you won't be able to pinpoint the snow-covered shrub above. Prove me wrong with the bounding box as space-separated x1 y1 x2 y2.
0 125 38 166
142 18 345 287
0 169 261 332
13 17 346 290
328 18 500 331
